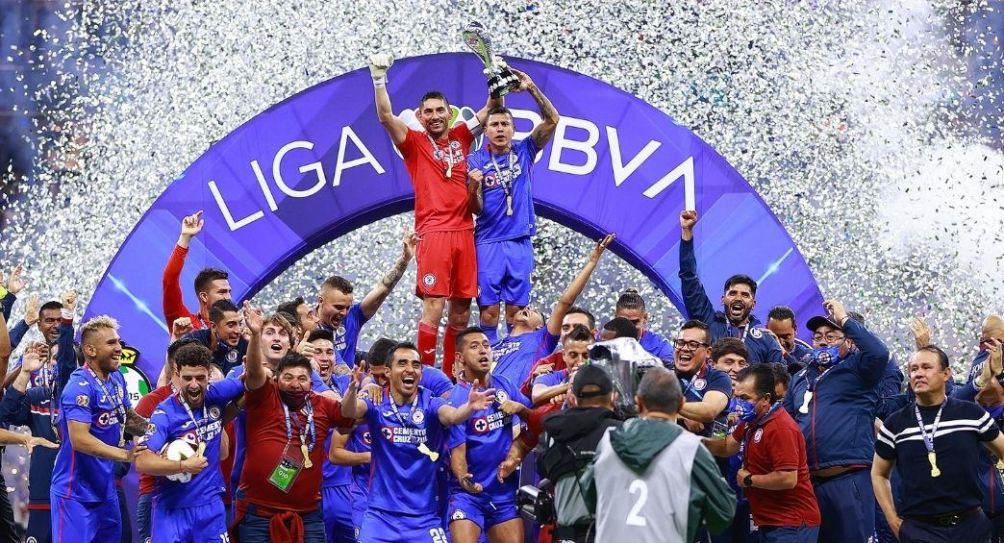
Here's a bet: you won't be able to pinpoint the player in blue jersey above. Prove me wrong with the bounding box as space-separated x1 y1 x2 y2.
466 68 559 345
446 328 531 543
489 234 613 387
315 232 416 365
50 316 150 542
183 299 248 375
135 342 244 542
341 342 496 543
530 324 594 406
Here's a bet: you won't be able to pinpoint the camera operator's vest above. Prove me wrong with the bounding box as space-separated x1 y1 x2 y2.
591 429 700 542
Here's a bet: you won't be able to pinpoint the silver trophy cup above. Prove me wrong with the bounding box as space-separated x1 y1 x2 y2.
462 21 520 99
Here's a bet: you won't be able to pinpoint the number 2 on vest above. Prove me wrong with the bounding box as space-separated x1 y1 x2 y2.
626 479 649 527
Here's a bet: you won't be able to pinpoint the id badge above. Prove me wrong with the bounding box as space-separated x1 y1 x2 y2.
267 450 303 493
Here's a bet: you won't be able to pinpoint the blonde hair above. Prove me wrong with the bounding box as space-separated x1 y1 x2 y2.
80 315 119 344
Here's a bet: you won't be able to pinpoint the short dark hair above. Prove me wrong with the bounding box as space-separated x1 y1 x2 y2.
39 301 63 317
637 367 683 415
486 106 513 121
275 353 313 375
277 296 306 319
723 274 757 296
209 299 240 323
276 311 299 332
167 337 201 364
710 337 747 362
387 341 421 364
564 324 593 343
768 363 790 390
680 319 711 344
602 317 638 339
307 329 334 344
321 276 354 295
767 306 796 324
917 344 950 370
194 268 229 294
566 306 596 330
455 326 487 351
174 343 213 370
419 90 449 109
736 365 775 400
615 288 646 312
367 338 398 368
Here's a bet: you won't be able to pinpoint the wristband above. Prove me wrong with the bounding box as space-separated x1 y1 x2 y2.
0 285 8 299
372 76 387 88
743 473 753 488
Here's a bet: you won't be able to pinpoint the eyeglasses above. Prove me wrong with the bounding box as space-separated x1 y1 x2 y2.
812 333 845 343
674 339 709 350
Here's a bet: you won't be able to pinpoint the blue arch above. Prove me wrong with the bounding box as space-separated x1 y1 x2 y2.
84 53 823 380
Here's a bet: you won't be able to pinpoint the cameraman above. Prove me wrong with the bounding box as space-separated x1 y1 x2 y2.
535 365 623 543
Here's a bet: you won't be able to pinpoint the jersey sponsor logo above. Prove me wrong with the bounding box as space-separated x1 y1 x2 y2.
381 427 394 441
95 410 119 429
482 163 524 190
472 410 509 434
693 378 706 391
76 394 89 407
411 409 425 425
423 273 437 287
382 425 428 444
754 428 764 443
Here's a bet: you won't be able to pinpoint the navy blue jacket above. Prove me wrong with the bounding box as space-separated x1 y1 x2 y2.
783 318 889 470
678 239 784 364
183 328 248 375
953 354 1004 516
783 339 814 373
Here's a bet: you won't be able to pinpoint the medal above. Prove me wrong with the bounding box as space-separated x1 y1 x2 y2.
798 391 813 414
928 451 941 477
913 399 947 480
417 442 440 462
282 400 316 470
88 366 127 447
996 458 1004 470
506 194 513 216
196 442 206 457
301 443 313 469
490 149 517 218
426 133 454 179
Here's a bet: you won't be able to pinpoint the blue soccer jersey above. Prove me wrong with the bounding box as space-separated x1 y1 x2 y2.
363 387 448 516
532 370 568 390
320 303 370 367
323 374 353 488
491 328 559 387
143 377 244 509
467 137 540 244
447 375 530 497
51 366 133 502
639 330 675 363
421 366 454 397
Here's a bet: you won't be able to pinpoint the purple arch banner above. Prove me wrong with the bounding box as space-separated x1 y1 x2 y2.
85 52 823 380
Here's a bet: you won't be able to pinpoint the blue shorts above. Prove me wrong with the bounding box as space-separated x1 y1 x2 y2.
476 238 533 307
152 499 227 543
349 481 368 536
448 492 519 532
359 508 447 543
323 485 356 543
51 494 120 543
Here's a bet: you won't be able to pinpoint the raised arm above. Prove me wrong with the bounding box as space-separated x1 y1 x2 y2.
511 69 559 149
467 169 484 216
55 291 78 390
370 53 408 146
340 365 369 420
359 232 416 319
242 302 267 391
678 210 717 323
163 212 202 327
831 301 889 385
7 294 36 350
546 234 614 336
0 313 10 376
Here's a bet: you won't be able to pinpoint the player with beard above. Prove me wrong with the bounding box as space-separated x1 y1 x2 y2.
162 210 233 330
531 324 594 407
341 342 496 543
446 328 531 543
491 235 613 388
521 307 597 398
672 320 733 437
136 343 244 542
184 299 248 375
51 316 150 542
315 232 417 366
233 304 354 542
613 289 675 362
678 210 783 364
370 53 502 372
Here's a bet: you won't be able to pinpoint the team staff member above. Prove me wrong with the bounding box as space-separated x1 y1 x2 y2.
784 300 889 543
766 306 813 372
136 344 244 542
233 303 354 542
314 231 416 366
466 67 559 344
51 316 150 542
613 289 675 361
705 365 821 543
672 320 732 436
678 210 783 364
369 53 501 371
874 345 1004 543
162 210 232 330
340 342 495 543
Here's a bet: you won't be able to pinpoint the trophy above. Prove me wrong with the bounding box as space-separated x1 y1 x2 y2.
462 21 520 99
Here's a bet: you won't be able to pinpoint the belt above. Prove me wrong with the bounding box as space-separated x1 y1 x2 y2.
810 465 867 484
906 507 982 527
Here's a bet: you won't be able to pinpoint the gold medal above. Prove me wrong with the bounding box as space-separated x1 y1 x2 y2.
928 451 941 477
195 442 206 457
997 458 1004 470
417 442 440 462
301 443 313 469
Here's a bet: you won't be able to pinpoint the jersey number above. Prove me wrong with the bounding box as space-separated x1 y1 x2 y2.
430 528 448 543
626 479 648 527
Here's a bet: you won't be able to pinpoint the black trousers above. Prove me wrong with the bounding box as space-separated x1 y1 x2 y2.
901 510 991 543
0 470 18 543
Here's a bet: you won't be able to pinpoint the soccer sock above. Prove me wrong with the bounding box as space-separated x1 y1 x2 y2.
417 321 438 366
442 325 465 381
480 321 499 344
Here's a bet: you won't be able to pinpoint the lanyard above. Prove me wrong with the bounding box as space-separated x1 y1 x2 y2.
281 399 316 453
488 149 518 216
87 366 127 446
913 399 947 455
678 365 708 400
741 401 782 453
177 393 207 444
388 392 420 428
425 133 454 178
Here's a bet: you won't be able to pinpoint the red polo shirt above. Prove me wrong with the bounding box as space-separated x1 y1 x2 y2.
520 352 565 398
733 408 821 528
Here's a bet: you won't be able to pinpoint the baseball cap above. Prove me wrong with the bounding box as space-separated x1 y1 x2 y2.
572 364 614 398
806 315 840 332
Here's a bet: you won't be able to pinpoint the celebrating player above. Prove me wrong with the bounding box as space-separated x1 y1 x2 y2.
162 210 232 330
369 52 502 373
465 67 559 344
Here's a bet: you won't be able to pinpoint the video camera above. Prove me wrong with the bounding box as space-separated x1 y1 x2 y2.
588 337 662 416
517 479 556 524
